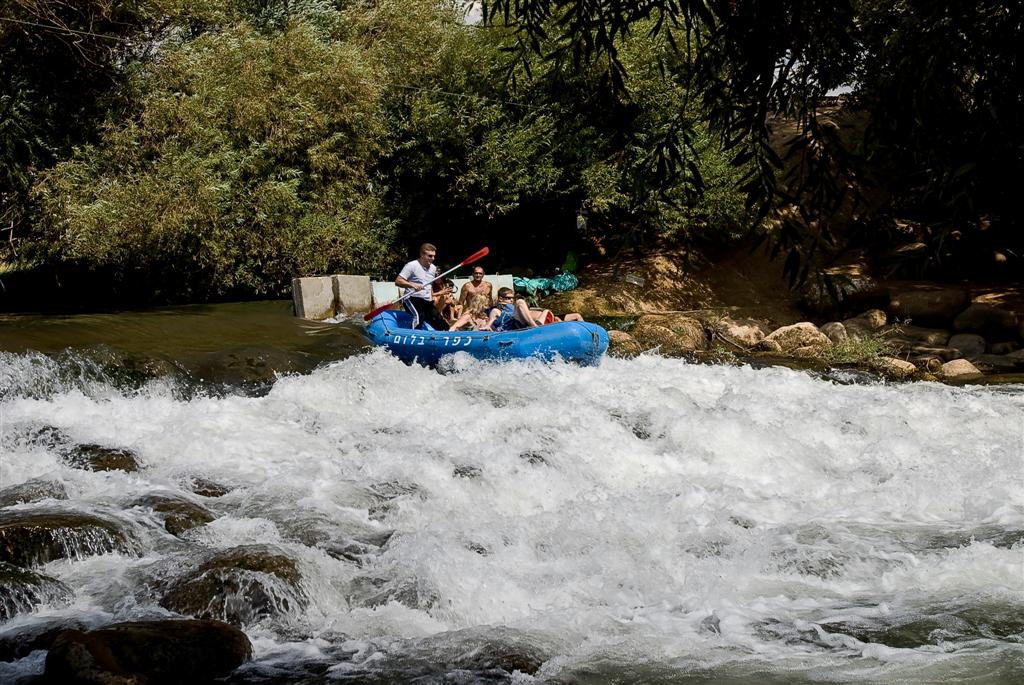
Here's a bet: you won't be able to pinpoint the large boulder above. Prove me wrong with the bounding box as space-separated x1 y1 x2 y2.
0 508 139 567
756 322 831 353
159 545 306 625
887 287 970 326
44 619 251 685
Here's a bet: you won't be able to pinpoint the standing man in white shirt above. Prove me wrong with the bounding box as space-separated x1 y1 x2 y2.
395 243 450 330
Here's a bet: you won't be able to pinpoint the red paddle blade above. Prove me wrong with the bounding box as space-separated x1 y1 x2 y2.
363 301 396 321
459 246 489 266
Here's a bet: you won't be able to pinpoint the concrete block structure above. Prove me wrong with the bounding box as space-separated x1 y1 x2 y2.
333 275 372 314
292 274 372 320
293 273 514 320
292 276 337 320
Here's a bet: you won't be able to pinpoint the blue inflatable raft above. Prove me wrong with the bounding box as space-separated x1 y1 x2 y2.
365 310 609 366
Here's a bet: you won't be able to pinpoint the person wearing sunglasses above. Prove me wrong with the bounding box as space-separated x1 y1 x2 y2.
395 243 450 330
484 287 584 331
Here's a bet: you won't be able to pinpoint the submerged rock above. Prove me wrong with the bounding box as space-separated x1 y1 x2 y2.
0 507 139 567
44 619 251 684
0 478 68 508
130 493 215 536
182 476 233 498
349 576 440 612
64 443 140 472
0 561 73 621
159 544 305 625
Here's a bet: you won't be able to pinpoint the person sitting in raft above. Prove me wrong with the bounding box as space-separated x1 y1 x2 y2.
459 266 494 313
395 242 450 330
447 302 490 331
483 287 584 331
432 278 462 325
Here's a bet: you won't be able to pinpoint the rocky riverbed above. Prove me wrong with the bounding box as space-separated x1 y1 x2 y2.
541 245 1024 382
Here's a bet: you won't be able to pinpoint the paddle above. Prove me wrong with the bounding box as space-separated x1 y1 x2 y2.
363 246 489 321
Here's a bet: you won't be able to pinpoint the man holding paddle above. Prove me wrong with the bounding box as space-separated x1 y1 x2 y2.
394 243 451 330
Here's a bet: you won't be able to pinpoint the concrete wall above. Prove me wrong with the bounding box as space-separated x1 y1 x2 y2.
292 274 372 320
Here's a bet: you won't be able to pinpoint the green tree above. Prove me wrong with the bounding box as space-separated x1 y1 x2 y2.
0 0 223 263
32 20 394 300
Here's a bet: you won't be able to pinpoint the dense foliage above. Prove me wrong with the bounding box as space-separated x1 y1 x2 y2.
4 0 746 302
2 0 1019 305
485 0 1023 281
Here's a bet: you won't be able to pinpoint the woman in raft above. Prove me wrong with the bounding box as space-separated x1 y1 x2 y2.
431 278 462 326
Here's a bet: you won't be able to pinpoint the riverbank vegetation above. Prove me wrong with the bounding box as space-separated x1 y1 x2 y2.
1 1 1020 308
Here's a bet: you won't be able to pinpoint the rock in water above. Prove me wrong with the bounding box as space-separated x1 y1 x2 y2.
44 619 251 684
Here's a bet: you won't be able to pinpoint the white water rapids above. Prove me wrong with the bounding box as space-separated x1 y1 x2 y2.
1 348 1022 683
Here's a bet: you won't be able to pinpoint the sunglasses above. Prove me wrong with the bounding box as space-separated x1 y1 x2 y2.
499 295 513 300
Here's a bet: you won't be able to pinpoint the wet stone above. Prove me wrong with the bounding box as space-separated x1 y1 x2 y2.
183 476 233 498
453 464 482 479
821 613 979 649
159 545 305 626
64 443 140 472
43 619 251 685
0 478 68 508
0 507 139 567
130 493 215 536
518 451 548 466
349 576 439 611
0 561 73 622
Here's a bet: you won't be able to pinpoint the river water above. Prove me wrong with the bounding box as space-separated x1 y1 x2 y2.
1 302 1022 683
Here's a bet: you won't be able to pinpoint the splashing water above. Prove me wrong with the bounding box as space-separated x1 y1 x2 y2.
1 346 1022 683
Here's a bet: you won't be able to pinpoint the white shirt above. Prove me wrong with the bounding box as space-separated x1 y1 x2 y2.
398 259 437 301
